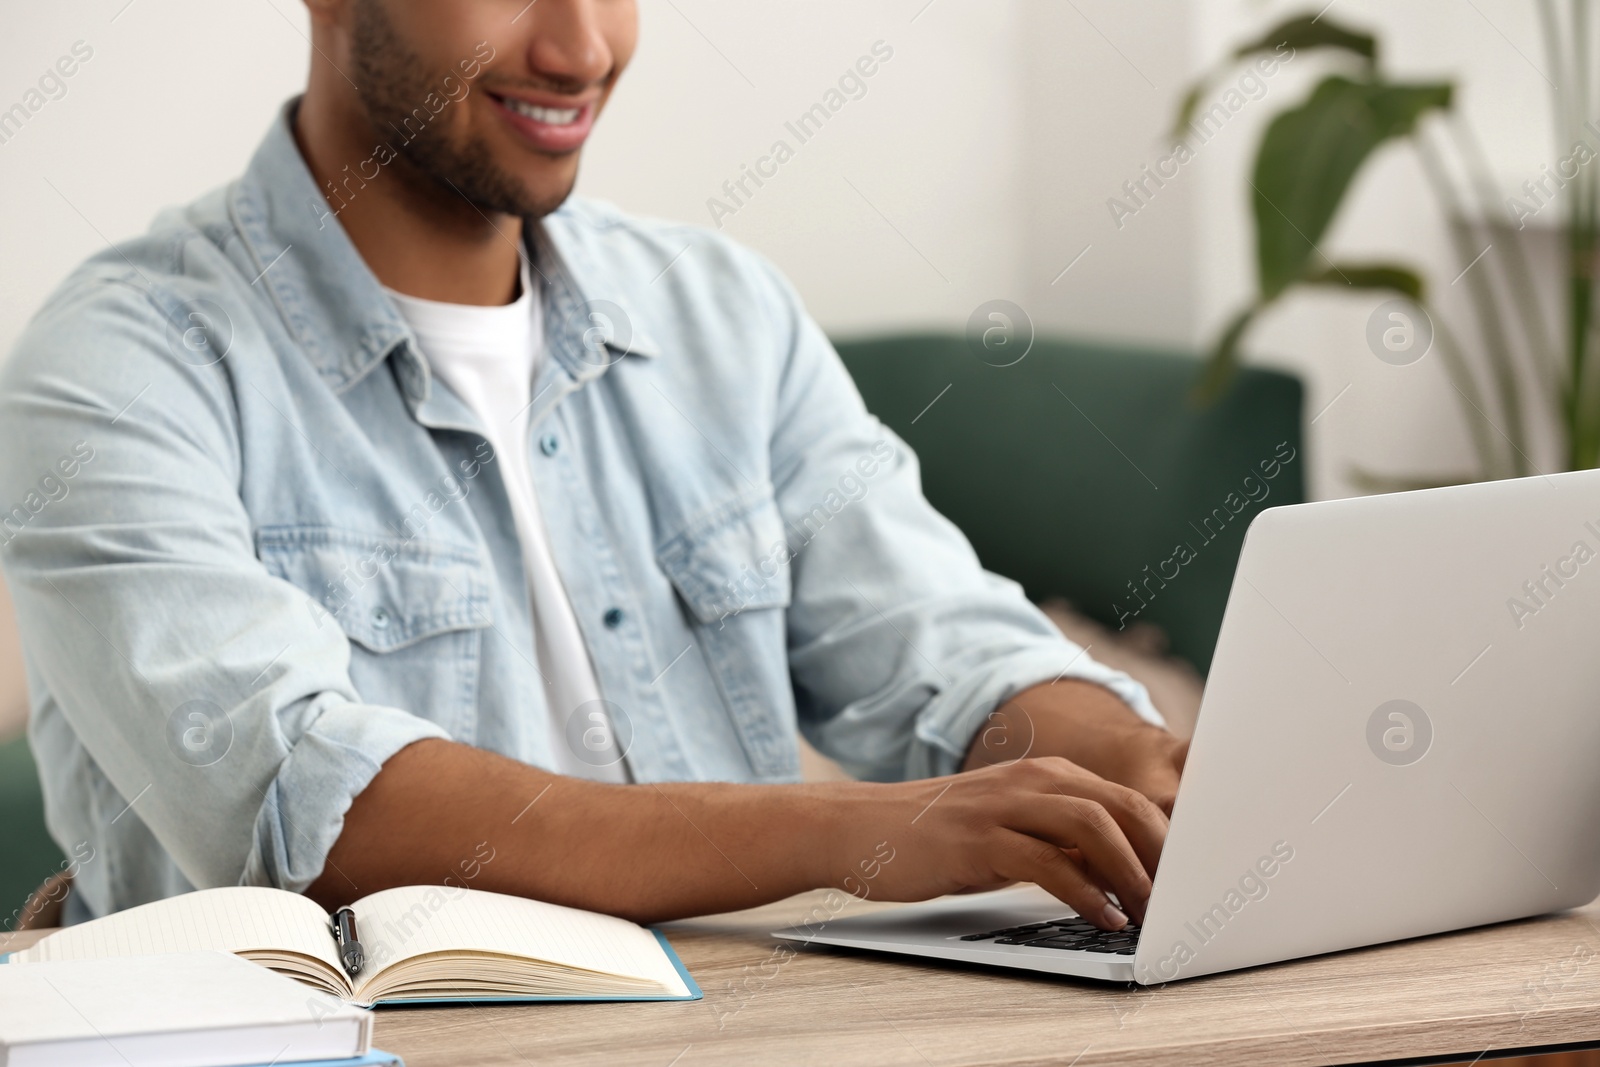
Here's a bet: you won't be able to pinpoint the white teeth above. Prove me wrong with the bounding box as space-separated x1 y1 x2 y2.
504 98 580 125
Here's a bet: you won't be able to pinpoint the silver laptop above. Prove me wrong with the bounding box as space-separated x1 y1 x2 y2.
774 468 1600 983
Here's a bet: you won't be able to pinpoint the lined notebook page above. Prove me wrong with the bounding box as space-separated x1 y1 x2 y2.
353 886 684 992
13 887 341 973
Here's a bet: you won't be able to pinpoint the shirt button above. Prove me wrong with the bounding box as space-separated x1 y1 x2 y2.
371 606 391 629
603 607 625 629
540 434 560 456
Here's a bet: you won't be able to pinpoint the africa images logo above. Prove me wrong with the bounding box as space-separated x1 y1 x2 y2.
1366 699 1432 767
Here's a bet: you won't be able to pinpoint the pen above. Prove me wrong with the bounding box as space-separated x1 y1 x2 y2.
332 906 364 977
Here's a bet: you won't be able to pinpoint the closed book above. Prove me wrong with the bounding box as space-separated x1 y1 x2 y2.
0 950 371 1067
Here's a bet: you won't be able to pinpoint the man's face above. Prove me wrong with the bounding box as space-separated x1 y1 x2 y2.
342 0 636 218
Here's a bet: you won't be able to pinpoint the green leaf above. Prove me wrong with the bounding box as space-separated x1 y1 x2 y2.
1302 262 1426 301
1192 262 1425 411
1191 305 1260 405
1254 76 1452 300
1172 13 1378 137
1230 14 1376 64
1172 83 1210 141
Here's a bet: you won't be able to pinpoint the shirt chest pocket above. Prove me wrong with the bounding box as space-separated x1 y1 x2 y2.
656 485 793 623
256 526 491 741
656 485 799 779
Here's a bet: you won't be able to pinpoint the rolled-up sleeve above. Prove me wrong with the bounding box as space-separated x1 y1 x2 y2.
0 273 445 898
242 693 446 891
757 259 1162 782
903 643 1163 780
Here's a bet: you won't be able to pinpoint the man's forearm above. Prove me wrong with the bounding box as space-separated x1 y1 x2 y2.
307 738 843 923
307 723 1179 928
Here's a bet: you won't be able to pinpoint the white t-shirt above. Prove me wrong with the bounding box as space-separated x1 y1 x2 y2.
386 267 629 783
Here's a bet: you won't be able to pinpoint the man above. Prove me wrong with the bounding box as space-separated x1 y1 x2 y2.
0 0 1184 932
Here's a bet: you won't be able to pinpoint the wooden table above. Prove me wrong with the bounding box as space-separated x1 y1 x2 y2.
10 892 1600 1066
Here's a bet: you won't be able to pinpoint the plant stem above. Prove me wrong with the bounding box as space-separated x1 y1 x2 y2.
1428 312 1511 479
1414 133 1531 475
1563 0 1600 467
1448 119 1563 420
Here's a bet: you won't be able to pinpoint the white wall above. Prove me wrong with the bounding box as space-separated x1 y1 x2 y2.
576 1 1032 334
0 0 312 359
578 0 1198 343
1017 1 1197 345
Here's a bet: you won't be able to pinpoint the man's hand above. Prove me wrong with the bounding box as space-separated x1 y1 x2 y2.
963 679 1189 814
821 757 1168 928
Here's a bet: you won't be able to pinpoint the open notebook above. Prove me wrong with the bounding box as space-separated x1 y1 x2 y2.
7 885 699 1007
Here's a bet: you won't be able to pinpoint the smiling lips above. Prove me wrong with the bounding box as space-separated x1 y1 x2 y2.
488 92 595 153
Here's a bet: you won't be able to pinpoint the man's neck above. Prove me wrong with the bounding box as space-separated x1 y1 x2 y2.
293 90 523 307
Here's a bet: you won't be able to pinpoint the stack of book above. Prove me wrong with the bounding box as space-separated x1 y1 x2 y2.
0 950 398 1067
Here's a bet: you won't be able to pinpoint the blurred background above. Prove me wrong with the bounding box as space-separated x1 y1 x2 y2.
0 0 1561 738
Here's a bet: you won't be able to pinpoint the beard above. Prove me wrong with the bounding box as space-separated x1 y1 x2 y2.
348 0 573 219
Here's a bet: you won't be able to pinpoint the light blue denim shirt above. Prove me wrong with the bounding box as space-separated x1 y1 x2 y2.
0 101 1158 921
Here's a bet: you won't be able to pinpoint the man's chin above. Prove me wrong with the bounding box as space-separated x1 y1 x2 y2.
414 167 577 223
451 159 581 221
518 173 580 220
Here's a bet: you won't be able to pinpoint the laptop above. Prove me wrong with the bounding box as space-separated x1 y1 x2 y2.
773 468 1600 983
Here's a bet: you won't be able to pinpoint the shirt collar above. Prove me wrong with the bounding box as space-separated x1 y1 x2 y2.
231 98 657 414
528 206 663 374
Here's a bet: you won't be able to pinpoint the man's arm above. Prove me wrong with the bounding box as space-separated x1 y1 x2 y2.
310 736 1168 928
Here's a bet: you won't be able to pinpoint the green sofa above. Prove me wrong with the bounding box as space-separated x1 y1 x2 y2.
0 732 62 929
0 332 1303 926
832 333 1305 674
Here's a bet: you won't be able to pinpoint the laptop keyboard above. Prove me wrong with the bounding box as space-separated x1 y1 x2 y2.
956 916 1140 954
